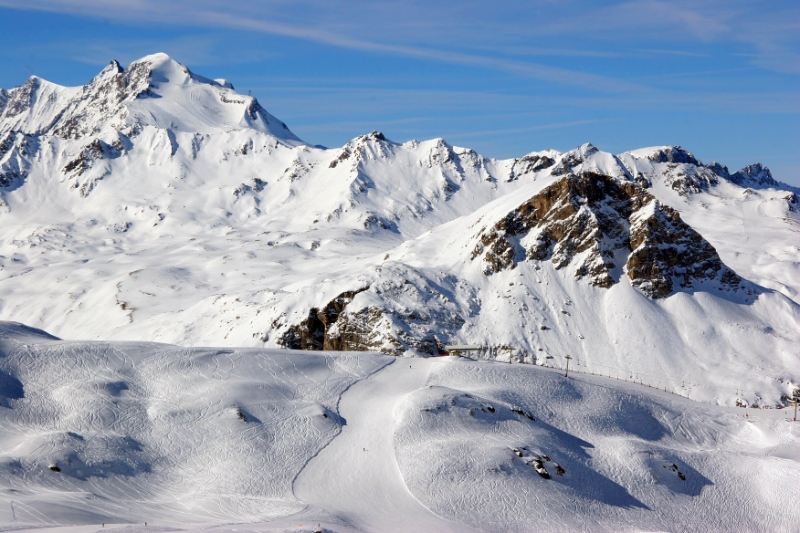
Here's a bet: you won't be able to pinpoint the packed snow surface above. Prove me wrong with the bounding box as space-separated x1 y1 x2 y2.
1 322 798 532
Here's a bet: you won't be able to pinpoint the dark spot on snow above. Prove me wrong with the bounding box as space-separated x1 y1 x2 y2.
533 459 550 479
49 465 61 472
104 381 129 397
0 370 24 400
511 407 535 421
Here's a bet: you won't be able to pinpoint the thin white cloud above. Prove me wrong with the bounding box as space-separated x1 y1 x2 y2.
442 119 613 140
0 0 795 82
0 0 651 92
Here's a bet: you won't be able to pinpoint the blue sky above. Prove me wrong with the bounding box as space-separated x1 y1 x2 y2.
0 0 798 184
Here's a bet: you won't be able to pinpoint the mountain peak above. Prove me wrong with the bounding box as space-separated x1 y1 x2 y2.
471 171 744 297
126 52 192 87
0 53 304 143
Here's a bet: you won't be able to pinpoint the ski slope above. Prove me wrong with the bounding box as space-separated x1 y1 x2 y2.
294 358 481 533
1 322 798 532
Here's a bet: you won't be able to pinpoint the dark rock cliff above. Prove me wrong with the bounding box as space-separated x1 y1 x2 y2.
472 172 743 298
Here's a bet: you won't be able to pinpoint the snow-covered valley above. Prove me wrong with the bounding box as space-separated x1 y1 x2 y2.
0 53 799 531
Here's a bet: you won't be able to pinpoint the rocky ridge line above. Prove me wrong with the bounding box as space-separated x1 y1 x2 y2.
472 172 745 298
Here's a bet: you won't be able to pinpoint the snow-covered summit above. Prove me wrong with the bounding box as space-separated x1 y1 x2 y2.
0 53 303 142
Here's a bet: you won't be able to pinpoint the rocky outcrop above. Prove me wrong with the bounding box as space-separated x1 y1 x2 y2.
625 198 739 297
278 269 467 355
551 144 598 176
279 288 369 351
663 165 720 196
62 138 122 178
646 146 700 166
0 61 151 140
508 154 555 181
472 172 743 298
0 132 35 188
728 163 779 188
53 60 151 140
328 131 389 169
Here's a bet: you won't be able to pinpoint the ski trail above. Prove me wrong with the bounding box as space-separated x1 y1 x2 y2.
293 357 481 533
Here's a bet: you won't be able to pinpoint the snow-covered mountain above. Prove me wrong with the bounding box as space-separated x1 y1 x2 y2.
0 54 798 407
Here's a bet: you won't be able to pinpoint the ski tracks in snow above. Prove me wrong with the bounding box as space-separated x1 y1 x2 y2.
293 357 482 533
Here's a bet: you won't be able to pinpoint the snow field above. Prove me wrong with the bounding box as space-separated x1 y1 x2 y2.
294 357 481 532
394 357 800 533
1 53 800 531
1 322 798 532
0 322 388 525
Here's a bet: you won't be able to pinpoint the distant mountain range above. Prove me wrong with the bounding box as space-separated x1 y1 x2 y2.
1 53 798 406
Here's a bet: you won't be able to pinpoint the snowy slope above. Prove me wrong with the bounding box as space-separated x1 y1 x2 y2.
1 322 798 532
0 321 388 524
0 55 798 409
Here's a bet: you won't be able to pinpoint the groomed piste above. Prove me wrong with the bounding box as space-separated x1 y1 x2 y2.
1 321 798 533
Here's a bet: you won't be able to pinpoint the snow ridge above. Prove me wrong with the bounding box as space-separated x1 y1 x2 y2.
0 55 798 409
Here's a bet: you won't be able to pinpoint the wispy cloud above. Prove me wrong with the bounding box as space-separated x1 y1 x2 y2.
24 34 276 70
185 11 643 93
0 0 796 77
442 119 613 140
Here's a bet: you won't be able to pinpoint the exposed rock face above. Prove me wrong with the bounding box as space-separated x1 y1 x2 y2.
328 131 389 169
706 161 780 189
0 132 34 188
63 138 122 178
53 61 151 140
647 146 700 166
551 144 599 176
278 268 468 355
472 172 742 298
641 148 779 195
508 154 555 181
625 198 739 297
0 61 151 140
728 163 779 188
279 288 369 351
659 163 720 196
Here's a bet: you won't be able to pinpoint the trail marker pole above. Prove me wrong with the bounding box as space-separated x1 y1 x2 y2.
794 398 797 422
564 355 572 378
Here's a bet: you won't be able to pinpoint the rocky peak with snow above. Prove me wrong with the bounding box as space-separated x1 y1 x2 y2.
645 145 700 166
0 53 302 142
727 163 779 188
471 172 744 297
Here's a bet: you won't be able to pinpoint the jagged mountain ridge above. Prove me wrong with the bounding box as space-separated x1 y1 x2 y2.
0 53 301 140
0 54 798 406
